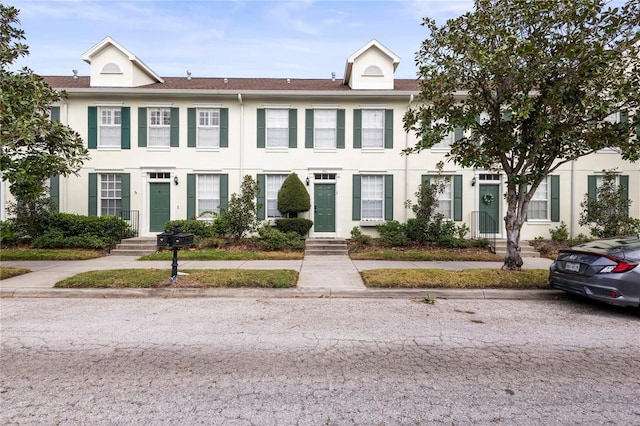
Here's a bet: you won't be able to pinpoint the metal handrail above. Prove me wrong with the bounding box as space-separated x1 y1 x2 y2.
471 210 497 253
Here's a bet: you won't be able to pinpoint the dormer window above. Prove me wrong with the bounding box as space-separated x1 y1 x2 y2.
101 62 122 74
363 65 383 76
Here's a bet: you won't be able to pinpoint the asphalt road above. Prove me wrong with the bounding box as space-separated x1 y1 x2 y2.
1 297 639 425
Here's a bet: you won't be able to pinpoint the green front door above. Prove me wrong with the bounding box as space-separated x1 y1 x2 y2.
314 184 335 232
479 184 500 234
150 183 170 232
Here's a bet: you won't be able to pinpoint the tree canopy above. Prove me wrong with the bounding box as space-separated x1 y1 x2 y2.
1 5 89 204
404 0 640 269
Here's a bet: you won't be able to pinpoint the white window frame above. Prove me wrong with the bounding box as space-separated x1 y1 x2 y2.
100 173 121 217
98 107 121 148
527 177 549 221
197 174 220 219
361 175 384 220
361 109 384 149
432 176 453 219
266 174 287 218
314 109 337 149
266 109 289 149
197 109 220 148
148 108 171 147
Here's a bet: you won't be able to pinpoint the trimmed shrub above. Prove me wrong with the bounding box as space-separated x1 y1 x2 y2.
32 230 106 249
277 173 311 218
275 218 313 236
377 220 410 247
550 221 569 242
164 219 222 238
255 226 304 251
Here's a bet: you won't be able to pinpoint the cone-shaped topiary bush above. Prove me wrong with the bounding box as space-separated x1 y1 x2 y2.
277 172 311 218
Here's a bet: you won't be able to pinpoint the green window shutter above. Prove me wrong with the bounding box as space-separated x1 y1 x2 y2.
220 174 229 210
187 108 196 148
353 109 362 148
170 107 179 147
121 107 130 149
352 175 361 220
88 173 97 216
337 109 345 149
220 108 229 148
620 175 629 216
138 108 147 147
384 175 394 220
187 174 196 219
550 175 560 222
453 175 463 221
88 106 97 149
384 109 394 149
257 174 266 220
257 109 265 148
587 175 597 201
454 127 464 142
288 109 297 148
49 175 59 213
305 109 314 148
50 106 60 122
121 173 130 212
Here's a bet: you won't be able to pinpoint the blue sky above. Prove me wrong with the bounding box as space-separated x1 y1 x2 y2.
8 0 474 79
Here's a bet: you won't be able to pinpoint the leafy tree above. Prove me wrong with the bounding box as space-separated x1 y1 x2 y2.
1 5 89 226
219 175 261 240
277 172 311 218
579 170 640 238
404 0 640 270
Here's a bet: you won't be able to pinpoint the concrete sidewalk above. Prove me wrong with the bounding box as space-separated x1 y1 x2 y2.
0 254 557 300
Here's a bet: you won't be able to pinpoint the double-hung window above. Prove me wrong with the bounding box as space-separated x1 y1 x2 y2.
314 109 337 149
99 108 121 147
266 175 287 218
432 176 453 219
149 108 171 147
100 174 121 216
266 109 289 148
198 109 220 148
527 178 549 220
361 110 384 149
197 175 220 218
361 175 384 220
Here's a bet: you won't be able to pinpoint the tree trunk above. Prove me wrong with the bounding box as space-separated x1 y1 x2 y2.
502 205 524 271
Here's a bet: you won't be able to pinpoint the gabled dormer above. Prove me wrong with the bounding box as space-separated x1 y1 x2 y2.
343 39 400 90
81 36 164 87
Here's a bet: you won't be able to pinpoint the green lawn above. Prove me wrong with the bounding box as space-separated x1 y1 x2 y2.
54 269 298 288
0 248 103 261
0 267 31 280
139 249 303 261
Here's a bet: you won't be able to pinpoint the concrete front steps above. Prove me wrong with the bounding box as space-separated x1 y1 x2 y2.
109 237 158 256
304 238 348 256
493 240 540 258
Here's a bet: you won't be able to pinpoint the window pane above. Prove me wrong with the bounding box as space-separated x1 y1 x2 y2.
99 108 121 147
361 175 383 219
527 179 548 220
100 174 121 216
266 109 288 148
198 175 220 217
149 108 170 147
432 177 452 219
198 109 220 147
267 175 287 218
362 110 384 148
314 109 337 148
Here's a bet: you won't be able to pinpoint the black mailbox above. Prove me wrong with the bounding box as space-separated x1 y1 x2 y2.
157 232 173 247
171 232 194 248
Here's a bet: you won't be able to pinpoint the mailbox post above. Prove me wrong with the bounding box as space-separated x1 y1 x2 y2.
156 224 194 283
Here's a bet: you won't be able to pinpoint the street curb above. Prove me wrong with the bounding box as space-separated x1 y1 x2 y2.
0 287 565 300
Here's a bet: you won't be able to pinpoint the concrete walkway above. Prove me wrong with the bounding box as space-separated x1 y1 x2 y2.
0 254 555 299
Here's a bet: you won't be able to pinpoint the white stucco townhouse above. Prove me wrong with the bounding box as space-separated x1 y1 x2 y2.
1 37 638 241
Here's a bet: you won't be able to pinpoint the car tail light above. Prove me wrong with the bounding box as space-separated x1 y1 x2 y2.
598 256 638 274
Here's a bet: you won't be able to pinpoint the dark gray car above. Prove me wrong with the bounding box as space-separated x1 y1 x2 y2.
549 235 640 313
